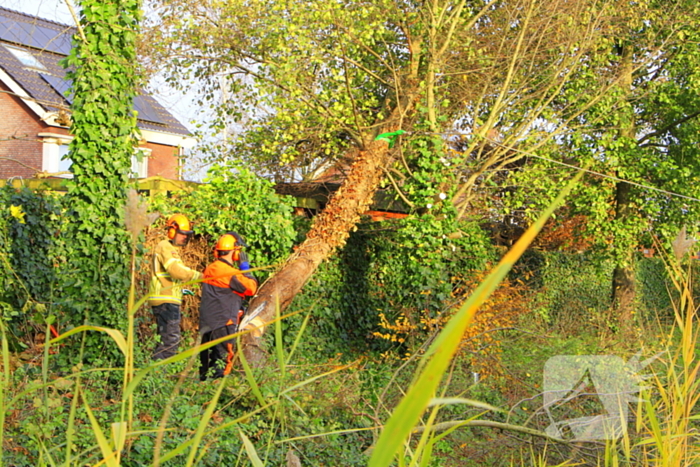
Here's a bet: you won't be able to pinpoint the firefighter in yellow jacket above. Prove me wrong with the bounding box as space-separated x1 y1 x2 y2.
199 232 258 380
148 214 202 360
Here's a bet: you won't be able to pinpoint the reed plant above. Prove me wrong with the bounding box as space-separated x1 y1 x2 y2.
601 231 700 467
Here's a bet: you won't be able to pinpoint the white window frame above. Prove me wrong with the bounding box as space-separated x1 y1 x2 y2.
40 133 73 178
40 133 150 178
132 147 150 179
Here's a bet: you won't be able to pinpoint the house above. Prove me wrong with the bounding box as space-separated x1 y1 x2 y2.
0 7 195 181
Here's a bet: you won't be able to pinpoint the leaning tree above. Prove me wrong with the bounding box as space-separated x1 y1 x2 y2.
143 0 700 357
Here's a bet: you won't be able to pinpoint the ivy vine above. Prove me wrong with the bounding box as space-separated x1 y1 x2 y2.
59 0 142 361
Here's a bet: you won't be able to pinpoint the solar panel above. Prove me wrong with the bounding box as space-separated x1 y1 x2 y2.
134 95 168 125
3 22 32 47
30 24 73 55
24 24 72 56
21 22 48 53
25 25 53 50
0 19 10 39
40 73 73 104
45 27 73 55
0 11 73 56
40 74 168 125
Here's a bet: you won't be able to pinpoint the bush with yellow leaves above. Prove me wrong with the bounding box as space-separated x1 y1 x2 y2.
374 272 531 379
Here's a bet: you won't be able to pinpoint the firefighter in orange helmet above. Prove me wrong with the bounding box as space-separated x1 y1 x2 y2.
148 214 202 360
199 232 258 380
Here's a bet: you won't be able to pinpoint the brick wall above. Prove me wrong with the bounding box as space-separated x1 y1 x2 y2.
0 82 50 179
145 141 179 179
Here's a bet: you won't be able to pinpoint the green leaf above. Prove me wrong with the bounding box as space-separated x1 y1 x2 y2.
239 430 264 467
81 390 118 467
368 168 585 467
50 325 127 356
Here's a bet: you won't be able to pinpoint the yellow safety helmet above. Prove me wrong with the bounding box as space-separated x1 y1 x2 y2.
166 214 194 240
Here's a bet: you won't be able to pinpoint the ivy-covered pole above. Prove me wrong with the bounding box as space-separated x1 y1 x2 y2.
60 0 141 360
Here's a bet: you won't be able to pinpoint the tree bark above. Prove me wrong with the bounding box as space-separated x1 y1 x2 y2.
611 43 637 336
241 138 399 364
612 180 635 335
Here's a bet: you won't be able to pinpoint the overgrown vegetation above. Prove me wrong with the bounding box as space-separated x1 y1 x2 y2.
1 174 699 465
59 0 141 362
3 0 700 464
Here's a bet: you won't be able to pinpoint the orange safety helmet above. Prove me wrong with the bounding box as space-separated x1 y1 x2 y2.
166 214 194 240
213 233 242 259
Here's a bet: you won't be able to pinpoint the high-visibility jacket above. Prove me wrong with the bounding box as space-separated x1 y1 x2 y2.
199 258 258 334
148 239 202 306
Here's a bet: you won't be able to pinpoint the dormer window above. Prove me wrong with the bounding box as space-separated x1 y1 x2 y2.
3 44 47 71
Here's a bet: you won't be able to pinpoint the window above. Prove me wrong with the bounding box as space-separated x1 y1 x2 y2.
3 44 47 71
40 134 149 178
41 134 72 178
58 144 72 175
132 148 150 178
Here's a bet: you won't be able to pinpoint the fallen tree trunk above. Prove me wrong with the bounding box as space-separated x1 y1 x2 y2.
241 137 398 364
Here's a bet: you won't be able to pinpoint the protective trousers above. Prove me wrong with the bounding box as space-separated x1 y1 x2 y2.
199 324 237 381
152 303 181 360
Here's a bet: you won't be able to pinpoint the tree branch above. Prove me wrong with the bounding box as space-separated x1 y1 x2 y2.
637 109 700 146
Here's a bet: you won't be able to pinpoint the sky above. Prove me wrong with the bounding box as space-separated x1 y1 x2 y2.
3 0 74 26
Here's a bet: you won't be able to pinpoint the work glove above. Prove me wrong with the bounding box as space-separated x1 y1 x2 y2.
238 250 250 271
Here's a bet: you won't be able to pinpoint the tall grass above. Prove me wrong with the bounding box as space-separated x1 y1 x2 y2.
14 283 341 465
367 189 700 466
0 190 354 465
608 233 700 466
2 171 587 465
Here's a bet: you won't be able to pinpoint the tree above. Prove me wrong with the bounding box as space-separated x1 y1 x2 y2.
502 0 700 332
144 0 700 359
